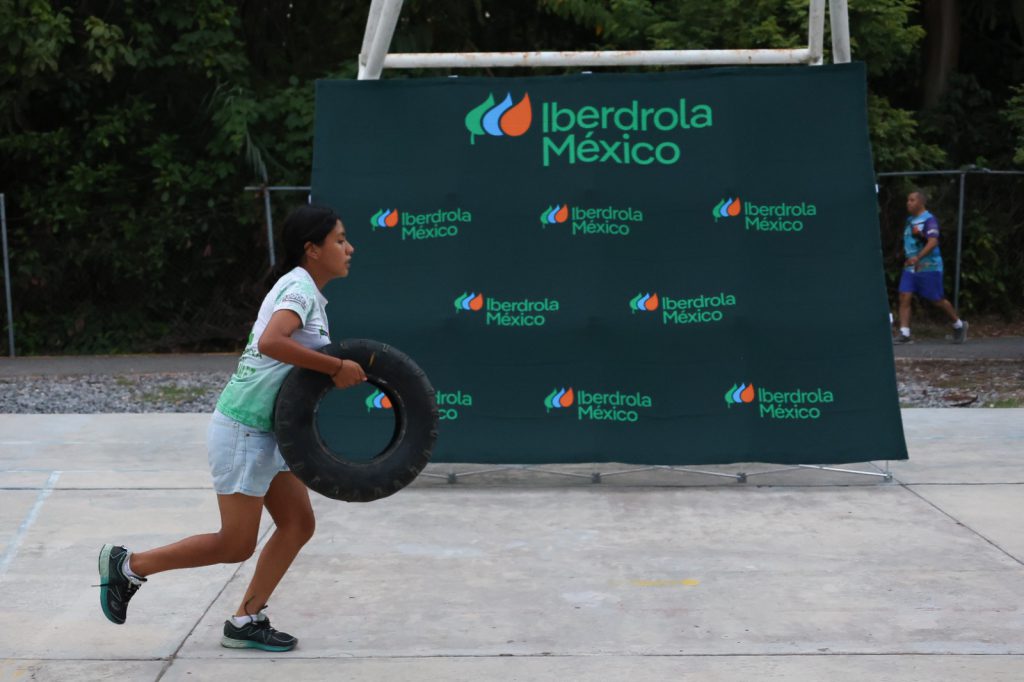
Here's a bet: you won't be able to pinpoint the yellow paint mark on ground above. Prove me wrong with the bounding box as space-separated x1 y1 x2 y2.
630 578 700 587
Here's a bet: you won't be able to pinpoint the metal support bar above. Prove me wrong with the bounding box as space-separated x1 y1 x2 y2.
878 170 966 177
597 466 745 482
808 0 827 65
744 463 893 481
243 186 312 268
357 0 836 78
359 0 404 80
421 467 513 481
828 0 851 63
382 49 816 70
518 467 596 480
743 466 804 476
954 172 966 311
0 193 14 357
877 169 1024 177
418 463 895 485
262 187 275 268
872 461 893 480
799 464 890 479
359 0 386 68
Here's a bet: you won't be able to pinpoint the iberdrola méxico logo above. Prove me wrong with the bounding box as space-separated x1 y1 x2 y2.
454 291 559 327
630 292 660 313
724 381 835 420
544 387 575 411
712 197 742 221
712 193 818 232
370 206 471 241
370 208 399 229
635 291 738 325
365 388 392 412
454 292 485 312
465 93 713 166
545 385 653 422
540 202 644 236
540 204 570 225
724 382 756 407
465 92 532 145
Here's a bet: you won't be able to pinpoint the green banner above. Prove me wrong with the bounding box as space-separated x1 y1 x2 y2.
309 63 908 465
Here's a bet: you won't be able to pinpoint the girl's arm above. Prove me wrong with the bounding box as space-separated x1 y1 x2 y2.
257 310 366 388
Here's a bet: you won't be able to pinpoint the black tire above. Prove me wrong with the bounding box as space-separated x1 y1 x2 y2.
273 339 438 502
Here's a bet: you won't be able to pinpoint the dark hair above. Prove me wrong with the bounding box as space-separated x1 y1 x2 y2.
264 204 340 289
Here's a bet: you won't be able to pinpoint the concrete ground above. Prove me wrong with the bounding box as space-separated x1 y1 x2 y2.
0 409 1022 681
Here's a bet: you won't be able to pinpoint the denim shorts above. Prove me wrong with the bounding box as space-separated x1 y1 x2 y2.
207 410 289 496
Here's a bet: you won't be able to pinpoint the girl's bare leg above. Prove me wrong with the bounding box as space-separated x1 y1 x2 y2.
128 493 264 576
233 472 315 616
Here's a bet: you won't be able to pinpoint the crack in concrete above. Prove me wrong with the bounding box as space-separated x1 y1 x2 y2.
152 522 279 682
901 483 1024 568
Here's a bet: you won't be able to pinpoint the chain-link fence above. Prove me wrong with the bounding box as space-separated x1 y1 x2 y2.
250 173 1024 319
876 168 1024 317
244 185 312 269
3 172 1023 357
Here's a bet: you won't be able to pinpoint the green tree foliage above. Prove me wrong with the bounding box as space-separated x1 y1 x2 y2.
0 1 1021 353
1006 85 1024 164
0 1 362 352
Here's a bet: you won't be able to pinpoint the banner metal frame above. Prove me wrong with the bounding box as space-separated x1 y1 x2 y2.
314 1 890 485
357 0 848 80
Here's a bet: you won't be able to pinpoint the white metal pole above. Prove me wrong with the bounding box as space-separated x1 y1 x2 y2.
359 0 404 80
829 0 852 63
0 193 14 356
808 0 826 65
263 187 276 268
383 48 815 69
359 0 386 70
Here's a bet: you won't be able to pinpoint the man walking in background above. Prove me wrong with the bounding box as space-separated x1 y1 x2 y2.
895 190 967 344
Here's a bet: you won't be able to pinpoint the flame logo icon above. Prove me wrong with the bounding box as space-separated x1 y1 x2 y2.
454 292 485 312
629 292 660 313
540 204 570 225
724 382 756 407
712 197 742 222
370 208 399 229
365 388 393 412
544 387 575 411
465 92 532 145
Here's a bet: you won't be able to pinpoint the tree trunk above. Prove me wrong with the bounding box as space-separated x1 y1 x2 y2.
921 0 960 108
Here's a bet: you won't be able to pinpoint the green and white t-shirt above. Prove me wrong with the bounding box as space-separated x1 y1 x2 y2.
216 267 331 431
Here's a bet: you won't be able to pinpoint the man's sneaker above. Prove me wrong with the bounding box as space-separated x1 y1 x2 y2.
894 334 914 345
952 320 969 344
97 544 145 624
221 614 297 651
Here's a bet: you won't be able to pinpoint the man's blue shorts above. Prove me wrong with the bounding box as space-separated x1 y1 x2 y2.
898 269 945 301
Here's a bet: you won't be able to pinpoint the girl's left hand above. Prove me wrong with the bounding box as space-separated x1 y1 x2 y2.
331 359 367 389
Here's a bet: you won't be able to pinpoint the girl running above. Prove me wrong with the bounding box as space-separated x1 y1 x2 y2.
97 204 364 651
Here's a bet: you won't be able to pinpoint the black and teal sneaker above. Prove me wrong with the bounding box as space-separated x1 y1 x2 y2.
221 614 298 651
97 544 145 624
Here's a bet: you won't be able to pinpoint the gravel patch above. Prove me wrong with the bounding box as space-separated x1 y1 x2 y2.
895 359 1024 408
0 373 230 413
0 361 1020 413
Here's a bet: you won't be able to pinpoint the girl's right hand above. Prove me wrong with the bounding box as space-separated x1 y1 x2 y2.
331 359 367 389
